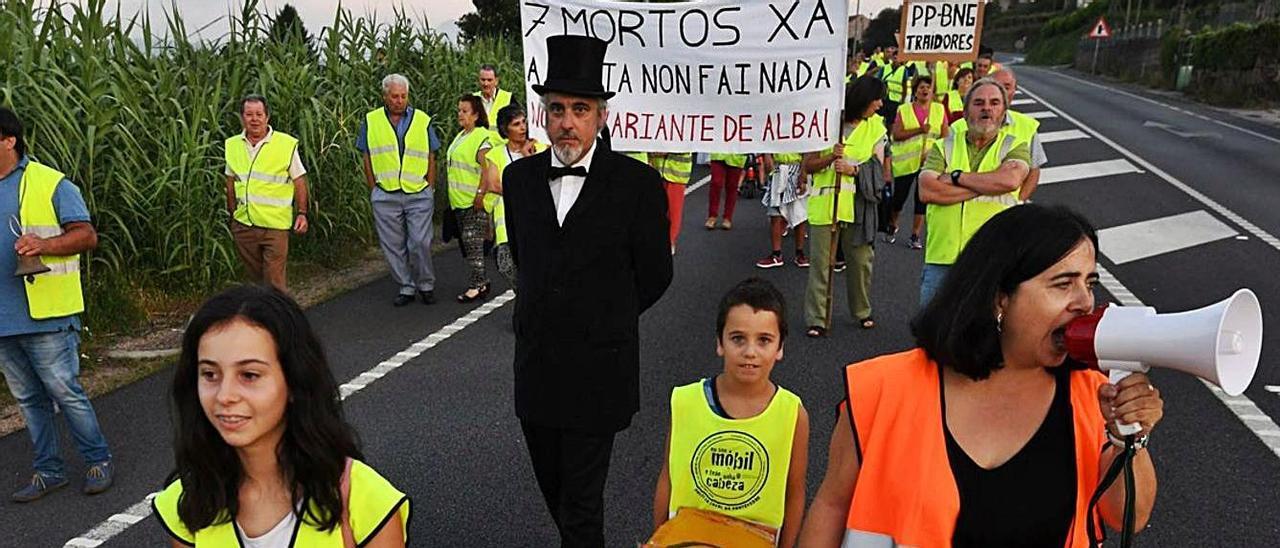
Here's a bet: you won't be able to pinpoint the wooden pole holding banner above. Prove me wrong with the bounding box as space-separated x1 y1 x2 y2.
824 158 843 333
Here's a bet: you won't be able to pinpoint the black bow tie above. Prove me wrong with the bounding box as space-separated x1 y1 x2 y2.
549 165 588 179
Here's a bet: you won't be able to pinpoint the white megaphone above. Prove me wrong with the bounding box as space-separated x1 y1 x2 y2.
1064 289 1264 435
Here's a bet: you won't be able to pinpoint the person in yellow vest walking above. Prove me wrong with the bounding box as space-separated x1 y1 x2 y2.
799 205 1165 547
878 50 915 129
653 278 810 548
754 152 810 269
475 64 514 129
481 104 546 291
802 77 891 337
154 285 409 547
0 107 114 502
887 76 949 250
706 153 747 229
917 79 1031 306
359 74 441 307
649 151 694 253
223 95 310 292
992 69 1049 201
449 95 494 303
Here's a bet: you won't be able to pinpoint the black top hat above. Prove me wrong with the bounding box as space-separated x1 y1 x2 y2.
532 35 616 100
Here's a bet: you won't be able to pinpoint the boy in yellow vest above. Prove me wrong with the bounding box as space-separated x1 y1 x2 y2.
653 278 810 548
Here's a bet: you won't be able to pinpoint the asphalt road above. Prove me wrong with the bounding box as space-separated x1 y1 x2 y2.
3 63 1280 546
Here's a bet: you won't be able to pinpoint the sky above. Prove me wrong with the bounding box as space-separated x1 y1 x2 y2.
69 0 902 42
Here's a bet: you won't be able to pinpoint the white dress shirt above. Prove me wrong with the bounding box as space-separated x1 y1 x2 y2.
548 143 597 227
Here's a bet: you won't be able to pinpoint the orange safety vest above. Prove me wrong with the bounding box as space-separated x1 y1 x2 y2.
842 348 1107 547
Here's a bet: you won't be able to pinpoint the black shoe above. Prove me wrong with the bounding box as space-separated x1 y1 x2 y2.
393 294 414 307
418 290 436 305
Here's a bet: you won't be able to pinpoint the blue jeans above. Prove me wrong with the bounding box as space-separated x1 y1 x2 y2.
0 329 111 478
919 263 952 308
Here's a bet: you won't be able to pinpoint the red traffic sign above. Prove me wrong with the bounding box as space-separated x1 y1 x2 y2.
1088 17 1112 39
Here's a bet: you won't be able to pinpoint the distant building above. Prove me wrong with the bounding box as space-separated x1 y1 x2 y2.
847 14 870 42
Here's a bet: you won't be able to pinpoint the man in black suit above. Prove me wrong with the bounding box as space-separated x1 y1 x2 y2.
502 35 672 547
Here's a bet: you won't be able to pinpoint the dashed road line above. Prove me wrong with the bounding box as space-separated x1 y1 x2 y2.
1038 68 1280 147
1011 98 1036 106
1022 85 1280 253
1095 265 1280 460
1024 110 1058 119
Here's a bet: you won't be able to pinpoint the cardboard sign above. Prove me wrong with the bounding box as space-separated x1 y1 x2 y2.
897 0 985 62
520 0 848 153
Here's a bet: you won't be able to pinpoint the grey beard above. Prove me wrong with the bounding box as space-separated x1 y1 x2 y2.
552 142 584 165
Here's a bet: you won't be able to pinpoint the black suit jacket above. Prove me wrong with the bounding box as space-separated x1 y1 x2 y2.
503 146 672 433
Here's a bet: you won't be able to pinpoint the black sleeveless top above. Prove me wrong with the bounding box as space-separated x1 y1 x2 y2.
942 367 1077 547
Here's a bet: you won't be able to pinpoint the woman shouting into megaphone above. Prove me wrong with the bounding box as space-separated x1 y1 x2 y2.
799 204 1164 547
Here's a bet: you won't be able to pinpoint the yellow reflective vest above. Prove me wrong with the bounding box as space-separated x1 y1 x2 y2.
447 128 492 209
654 153 693 185
365 109 432 194
709 153 747 168
667 380 801 531
225 132 298 230
622 151 649 164
924 127 1021 265
483 142 547 245
891 102 946 177
474 89 513 128
808 115 886 226
153 459 410 547
16 161 84 319
883 64 910 103
933 61 951 98
946 89 964 115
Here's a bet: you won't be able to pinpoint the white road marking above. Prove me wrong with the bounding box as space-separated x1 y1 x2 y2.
1040 129 1090 143
1022 85 1280 253
1011 98 1036 106
1098 210 1239 265
1037 68 1280 146
64 171 721 547
1266 385 1280 393
1039 159 1141 185
1095 265 1280 460
1024 110 1058 119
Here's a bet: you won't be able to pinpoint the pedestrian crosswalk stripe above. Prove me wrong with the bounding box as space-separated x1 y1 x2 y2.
1012 98 1036 106
1039 159 1140 184
1098 210 1239 265
1022 84 1280 253
1040 129 1090 143
1024 110 1058 119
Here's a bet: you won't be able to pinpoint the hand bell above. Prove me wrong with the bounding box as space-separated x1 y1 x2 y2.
15 253 51 279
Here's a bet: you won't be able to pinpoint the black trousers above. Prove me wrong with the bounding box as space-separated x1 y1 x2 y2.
521 421 616 548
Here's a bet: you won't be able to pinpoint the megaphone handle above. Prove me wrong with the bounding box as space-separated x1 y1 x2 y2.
1108 370 1144 436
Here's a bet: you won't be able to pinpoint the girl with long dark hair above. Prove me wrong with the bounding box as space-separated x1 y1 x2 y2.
153 285 408 547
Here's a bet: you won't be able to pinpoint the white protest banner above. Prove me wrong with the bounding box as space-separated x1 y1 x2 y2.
897 0 985 62
521 0 847 153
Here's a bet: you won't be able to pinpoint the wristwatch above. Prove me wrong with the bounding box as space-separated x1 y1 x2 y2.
1106 427 1151 451
950 169 963 186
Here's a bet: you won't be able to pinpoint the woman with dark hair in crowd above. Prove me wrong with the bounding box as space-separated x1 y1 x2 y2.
482 104 546 291
887 75 949 250
800 204 1165 547
945 67 975 125
449 94 494 303
801 75 891 337
153 285 408 547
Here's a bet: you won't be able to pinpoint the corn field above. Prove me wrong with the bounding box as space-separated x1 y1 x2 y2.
0 0 523 330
